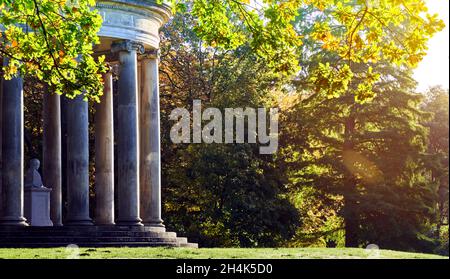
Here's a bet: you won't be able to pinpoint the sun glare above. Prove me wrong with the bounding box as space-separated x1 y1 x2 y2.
413 0 450 92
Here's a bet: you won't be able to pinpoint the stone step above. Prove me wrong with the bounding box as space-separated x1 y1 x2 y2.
0 237 180 243
0 226 167 233
0 226 197 248
0 242 181 248
180 243 199 248
0 231 177 238
177 237 188 244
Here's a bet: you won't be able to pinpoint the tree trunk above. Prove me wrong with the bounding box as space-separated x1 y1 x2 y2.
343 193 359 247
343 115 359 247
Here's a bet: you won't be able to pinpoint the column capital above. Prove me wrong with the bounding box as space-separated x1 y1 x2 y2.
141 49 160 61
111 40 145 55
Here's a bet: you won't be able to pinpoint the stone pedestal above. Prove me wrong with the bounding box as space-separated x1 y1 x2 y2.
24 187 53 227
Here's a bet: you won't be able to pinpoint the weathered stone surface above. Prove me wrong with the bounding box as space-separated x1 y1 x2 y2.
95 72 115 225
43 92 63 226
0 226 198 248
24 188 53 227
0 78 2 219
140 52 164 227
65 95 93 226
114 41 143 226
96 0 172 51
23 159 53 226
0 62 27 226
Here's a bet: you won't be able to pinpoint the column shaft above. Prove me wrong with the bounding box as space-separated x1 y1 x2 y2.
95 72 115 225
65 95 92 225
43 92 62 226
115 41 143 226
140 54 164 227
0 65 27 226
0 79 2 218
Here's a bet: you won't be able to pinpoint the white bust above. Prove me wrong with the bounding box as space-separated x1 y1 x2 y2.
25 159 44 188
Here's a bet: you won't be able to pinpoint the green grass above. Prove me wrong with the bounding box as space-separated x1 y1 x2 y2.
0 247 447 259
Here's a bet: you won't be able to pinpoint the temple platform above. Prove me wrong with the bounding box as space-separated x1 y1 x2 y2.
0 226 198 248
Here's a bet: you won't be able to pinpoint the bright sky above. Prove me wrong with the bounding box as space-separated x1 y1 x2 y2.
413 0 450 92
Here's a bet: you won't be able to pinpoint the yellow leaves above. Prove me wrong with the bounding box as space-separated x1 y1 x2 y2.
271 90 301 112
0 0 106 101
55 0 66 6
406 53 425 68
310 63 354 99
311 21 332 42
366 31 380 44
6 64 18 76
57 50 67 64
2 59 21 80
352 34 363 50
25 61 39 72
304 0 328 11
362 46 380 63
321 32 340 51
407 0 428 13
306 0 445 101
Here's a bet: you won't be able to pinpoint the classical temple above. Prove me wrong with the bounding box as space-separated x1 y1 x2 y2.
0 0 197 247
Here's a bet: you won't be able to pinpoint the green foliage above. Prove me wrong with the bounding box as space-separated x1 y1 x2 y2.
10 1 447 253
281 52 440 250
0 0 107 101
159 14 298 247
287 185 345 247
422 86 449 255
165 144 299 247
161 0 444 101
2 0 444 102
435 225 449 256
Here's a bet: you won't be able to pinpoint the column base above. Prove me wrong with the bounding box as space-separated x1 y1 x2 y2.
65 217 93 226
143 219 165 228
116 218 144 226
0 216 28 226
95 221 116 226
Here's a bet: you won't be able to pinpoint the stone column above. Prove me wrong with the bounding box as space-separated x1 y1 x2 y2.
95 72 115 225
43 92 62 226
0 60 27 226
0 79 3 218
112 40 144 226
64 94 93 226
140 51 164 228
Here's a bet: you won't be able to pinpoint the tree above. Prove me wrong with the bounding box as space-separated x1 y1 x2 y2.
163 0 444 101
2 0 444 102
0 0 106 101
281 55 439 251
159 14 299 247
422 86 449 255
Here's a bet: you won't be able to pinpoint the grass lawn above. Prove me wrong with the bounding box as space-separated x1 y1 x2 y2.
0 247 447 259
